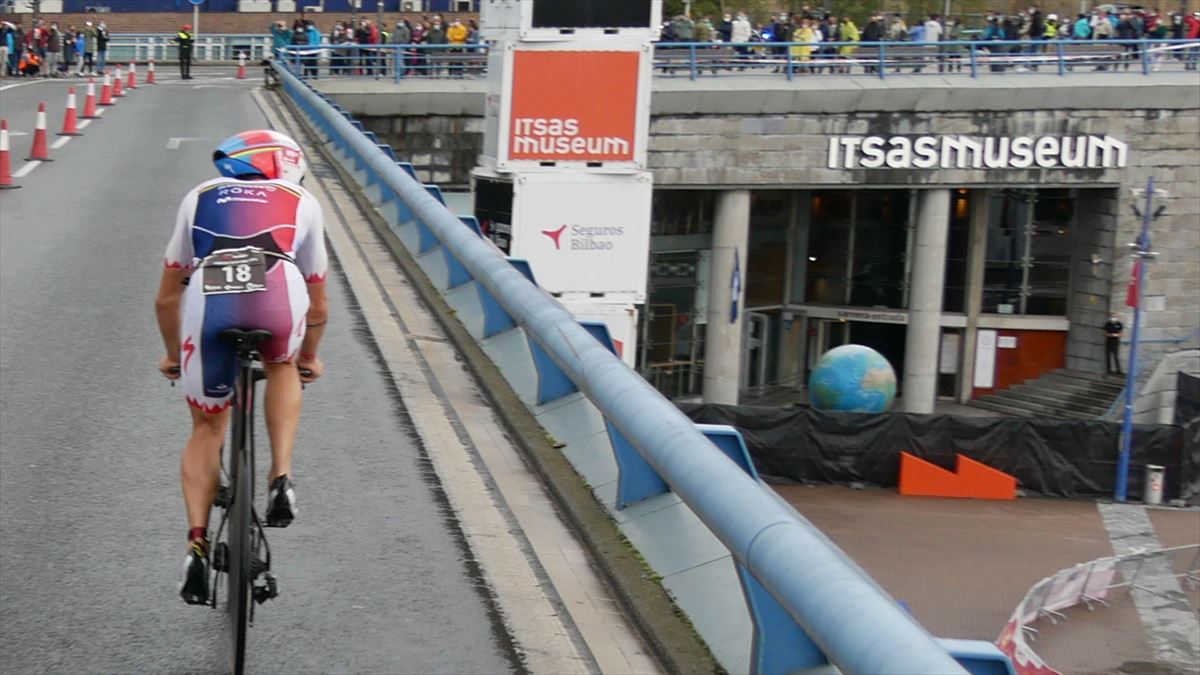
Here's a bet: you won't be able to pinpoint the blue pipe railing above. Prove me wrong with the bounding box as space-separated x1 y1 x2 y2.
274 37 1200 81
272 59 969 675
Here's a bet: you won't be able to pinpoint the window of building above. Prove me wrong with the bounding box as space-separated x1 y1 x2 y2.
942 190 972 313
804 190 910 309
747 191 791 307
851 190 909 309
804 191 853 304
651 190 714 236
983 189 1072 316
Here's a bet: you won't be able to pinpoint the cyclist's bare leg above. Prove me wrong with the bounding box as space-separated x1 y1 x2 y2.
263 360 302 484
181 407 230 529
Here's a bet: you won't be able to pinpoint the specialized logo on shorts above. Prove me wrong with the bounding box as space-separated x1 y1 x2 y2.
182 336 196 374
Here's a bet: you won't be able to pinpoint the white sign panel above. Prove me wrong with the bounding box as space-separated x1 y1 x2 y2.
562 301 639 369
974 329 998 389
998 336 1018 349
827 135 1128 170
939 332 960 374
509 172 652 301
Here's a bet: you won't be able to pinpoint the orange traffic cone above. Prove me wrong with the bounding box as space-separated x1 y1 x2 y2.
25 103 52 161
99 73 114 106
58 88 82 136
236 52 246 80
127 62 138 89
81 78 99 119
0 119 19 190
147 60 157 84
113 67 125 97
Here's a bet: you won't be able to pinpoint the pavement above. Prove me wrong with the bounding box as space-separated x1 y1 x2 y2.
774 484 1200 674
0 68 651 674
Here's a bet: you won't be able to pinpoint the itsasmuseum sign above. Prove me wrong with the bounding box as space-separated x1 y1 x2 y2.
826 135 1128 170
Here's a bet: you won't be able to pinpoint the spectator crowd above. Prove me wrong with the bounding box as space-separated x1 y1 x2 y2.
2 17 111 78
270 12 481 78
658 5 1200 72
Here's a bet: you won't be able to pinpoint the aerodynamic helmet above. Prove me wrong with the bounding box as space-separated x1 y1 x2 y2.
213 129 307 185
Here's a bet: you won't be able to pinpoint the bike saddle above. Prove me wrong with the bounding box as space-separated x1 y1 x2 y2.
218 329 274 349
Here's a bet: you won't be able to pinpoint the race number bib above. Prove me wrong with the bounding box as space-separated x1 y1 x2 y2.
201 248 268 296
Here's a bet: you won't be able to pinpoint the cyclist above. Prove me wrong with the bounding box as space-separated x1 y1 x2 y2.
155 130 329 604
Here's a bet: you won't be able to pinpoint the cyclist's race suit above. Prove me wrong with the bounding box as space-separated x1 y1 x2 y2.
164 177 328 413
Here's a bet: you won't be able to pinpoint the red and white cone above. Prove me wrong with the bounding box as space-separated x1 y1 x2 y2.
113 67 125 97
82 78 99 119
99 73 114 106
236 52 246 80
25 103 52 161
147 60 157 84
0 119 20 190
57 88 83 136
127 62 138 89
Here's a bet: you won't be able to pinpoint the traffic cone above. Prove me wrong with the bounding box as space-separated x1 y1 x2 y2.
127 62 138 89
99 73 114 106
0 119 19 190
113 67 125 97
236 52 246 80
25 103 52 161
81 78 99 119
147 60 157 84
57 88 82 136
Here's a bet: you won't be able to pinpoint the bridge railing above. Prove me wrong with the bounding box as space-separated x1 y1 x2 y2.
271 58 973 675
271 38 1199 80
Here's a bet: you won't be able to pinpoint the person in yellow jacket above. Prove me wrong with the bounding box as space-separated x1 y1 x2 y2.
790 18 819 70
445 18 467 78
838 16 860 73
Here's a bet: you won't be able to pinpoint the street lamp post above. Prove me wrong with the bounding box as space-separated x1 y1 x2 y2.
1115 176 1164 503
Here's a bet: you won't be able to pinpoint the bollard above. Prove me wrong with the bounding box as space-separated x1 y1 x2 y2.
1143 465 1165 506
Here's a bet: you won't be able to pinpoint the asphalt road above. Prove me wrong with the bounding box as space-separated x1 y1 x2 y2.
0 72 518 673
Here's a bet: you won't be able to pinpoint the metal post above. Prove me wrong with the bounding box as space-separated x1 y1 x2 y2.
1140 39 1150 74
193 3 200 41
1116 176 1156 502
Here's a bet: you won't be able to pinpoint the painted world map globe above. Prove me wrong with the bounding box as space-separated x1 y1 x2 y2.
808 344 897 413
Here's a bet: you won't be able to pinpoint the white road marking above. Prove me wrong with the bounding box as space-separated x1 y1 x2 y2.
51 136 71 149
192 84 235 89
166 137 206 149
0 80 52 92
12 161 39 178
77 120 91 130
6 131 28 137
95 107 105 116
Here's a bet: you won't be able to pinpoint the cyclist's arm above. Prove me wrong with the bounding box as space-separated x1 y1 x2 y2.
299 281 328 360
155 267 189 359
157 190 197 363
296 191 330 363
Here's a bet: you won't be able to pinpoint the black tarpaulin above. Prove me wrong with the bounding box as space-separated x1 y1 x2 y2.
680 403 1188 501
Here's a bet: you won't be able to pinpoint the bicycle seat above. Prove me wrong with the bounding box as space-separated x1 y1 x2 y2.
218 329 274 351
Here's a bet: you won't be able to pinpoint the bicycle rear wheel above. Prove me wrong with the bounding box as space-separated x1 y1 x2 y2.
227 398 252 674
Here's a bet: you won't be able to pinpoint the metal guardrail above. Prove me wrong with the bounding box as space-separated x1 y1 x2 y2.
997 544 1200 674
103 34 1200 76
271 38 1200 81
271 58 969 675
105 33 272 63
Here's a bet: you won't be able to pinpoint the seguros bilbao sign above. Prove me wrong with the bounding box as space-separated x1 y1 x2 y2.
507 50 641 163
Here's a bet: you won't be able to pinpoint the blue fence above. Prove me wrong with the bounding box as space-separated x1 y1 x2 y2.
275 38 1200 81
269 58 1003 674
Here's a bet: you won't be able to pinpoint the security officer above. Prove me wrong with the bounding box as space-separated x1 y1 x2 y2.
175 24 194 79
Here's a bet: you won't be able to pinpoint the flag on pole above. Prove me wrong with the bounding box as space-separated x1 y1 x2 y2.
730 249 741 323
1125 259 1141 308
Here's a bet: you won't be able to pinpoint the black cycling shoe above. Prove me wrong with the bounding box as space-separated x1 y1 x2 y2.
265 475 296 528
179 539 209 605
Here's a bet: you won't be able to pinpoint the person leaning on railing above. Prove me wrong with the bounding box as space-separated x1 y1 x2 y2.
270 20 290 61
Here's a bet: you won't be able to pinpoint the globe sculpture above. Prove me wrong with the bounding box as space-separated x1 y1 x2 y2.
808 344 897 413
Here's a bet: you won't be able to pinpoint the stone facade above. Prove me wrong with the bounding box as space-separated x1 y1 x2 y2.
326 79 1200 379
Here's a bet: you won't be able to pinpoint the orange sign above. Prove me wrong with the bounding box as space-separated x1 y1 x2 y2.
508 51 640 162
